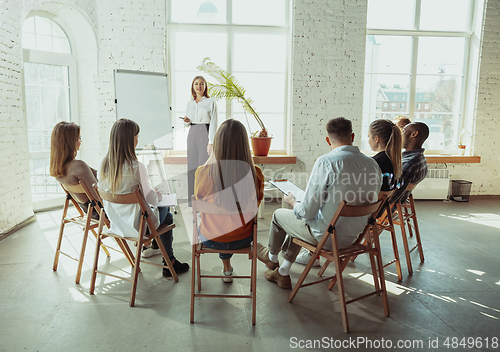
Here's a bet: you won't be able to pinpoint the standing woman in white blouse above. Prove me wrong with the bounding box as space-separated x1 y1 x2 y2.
183 75 218 207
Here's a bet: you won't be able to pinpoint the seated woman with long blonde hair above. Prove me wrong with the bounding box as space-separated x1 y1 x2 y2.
194 119 264 282
98 118 189 277
49 121 100 218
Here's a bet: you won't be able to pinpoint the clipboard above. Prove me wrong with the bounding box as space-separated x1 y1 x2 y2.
269 180 305 203
158 193 177 207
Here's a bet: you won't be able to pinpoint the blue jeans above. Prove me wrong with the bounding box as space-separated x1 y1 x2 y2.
157 206 175 262
198 228 253 260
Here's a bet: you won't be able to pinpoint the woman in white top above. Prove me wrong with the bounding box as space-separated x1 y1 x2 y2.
182 75 218 206
98 118 189 277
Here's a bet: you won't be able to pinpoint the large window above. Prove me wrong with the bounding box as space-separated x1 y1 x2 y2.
168 0 290 152
22 15 78 209
363 0 481 152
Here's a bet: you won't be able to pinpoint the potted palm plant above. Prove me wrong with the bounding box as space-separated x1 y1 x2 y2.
197 57 272 156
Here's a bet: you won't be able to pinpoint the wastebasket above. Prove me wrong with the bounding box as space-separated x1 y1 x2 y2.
451 180 472 202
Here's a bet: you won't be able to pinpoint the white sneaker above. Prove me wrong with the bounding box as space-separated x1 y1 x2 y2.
142 246 161 258
222 268 233 283
295 248 320 267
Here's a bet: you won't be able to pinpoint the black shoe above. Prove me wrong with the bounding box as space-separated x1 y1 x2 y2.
163 260 190 277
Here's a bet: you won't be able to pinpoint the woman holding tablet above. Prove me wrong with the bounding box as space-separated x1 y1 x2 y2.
182 75 218 206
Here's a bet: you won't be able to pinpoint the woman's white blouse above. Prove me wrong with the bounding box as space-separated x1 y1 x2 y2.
98 160 160 237
185 96 218 144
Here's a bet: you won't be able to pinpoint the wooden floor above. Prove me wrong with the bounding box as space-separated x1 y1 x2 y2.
1 197 499 352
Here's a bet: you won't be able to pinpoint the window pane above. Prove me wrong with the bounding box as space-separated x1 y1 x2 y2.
174 32 227 71
231 73 285 114
36 34 52 51
24 63 71 153
232 0 286 26
363 74 411 114
234 34 286 73
30 158 64 202
52 36 71 54
417 37 465 75
420 0 470 31
23 16 71 53
365 35 412 74
367 0 414 30
23 16 35 33
171 0 227 24
415 75 462 150
35 16 52 36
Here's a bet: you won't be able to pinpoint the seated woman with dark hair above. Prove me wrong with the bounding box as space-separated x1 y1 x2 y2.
194 119 264 283
49 121 100 219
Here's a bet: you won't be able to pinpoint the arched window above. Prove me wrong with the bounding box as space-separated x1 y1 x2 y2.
22 15 78 210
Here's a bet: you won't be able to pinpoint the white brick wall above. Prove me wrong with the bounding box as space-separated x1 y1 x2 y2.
447 0 500 194
0 6 34 233
290 0 368 189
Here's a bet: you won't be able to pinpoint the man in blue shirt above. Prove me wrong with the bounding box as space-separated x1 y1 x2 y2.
257 117 382 289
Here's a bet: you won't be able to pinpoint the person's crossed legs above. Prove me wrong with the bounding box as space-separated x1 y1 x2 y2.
257 208 319 289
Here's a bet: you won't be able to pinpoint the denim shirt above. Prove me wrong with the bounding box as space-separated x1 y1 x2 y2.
293 145 382 248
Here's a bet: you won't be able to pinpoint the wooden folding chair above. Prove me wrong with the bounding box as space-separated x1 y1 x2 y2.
90 187 178 307
190 196 258 325
53 181 114 284
391 183 424 276
288 197 389 333
321 190 403 282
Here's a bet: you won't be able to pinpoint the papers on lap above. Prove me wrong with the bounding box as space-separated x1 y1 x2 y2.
269 180 305 203
158 193 177 207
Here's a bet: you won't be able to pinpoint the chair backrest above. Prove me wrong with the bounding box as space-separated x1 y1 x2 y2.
97 187 142 205
192 197 258 244
61 182 85 194
96 186 156 232
338 195 386 218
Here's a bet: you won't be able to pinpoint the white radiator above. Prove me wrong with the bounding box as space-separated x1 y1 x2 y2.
412 169 450 200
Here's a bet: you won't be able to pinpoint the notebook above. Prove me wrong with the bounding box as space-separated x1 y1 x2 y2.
268 180 305 203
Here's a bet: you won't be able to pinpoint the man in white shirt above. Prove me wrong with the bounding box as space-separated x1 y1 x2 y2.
257 117 382 289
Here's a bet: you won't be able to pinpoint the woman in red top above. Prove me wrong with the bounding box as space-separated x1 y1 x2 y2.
194 119 264 283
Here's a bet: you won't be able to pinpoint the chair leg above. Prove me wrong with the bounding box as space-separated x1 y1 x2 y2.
251 250 257 325
89 233 102 295
53 221 66 272
53 201 70 272
333 254 349 333
75 224 90 285
387 214 403 281
196 254 202 291
129 239 143 307
90 228 111 257
373 237 390 317
396 203 413 276
318 259 331 277
190 246 196 324
368 251 380 293
326 258 349 291
409 197 425 263
288 250 317 303
156 236 178 282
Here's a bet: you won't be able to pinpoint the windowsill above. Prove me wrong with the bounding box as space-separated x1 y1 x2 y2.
362 150 481 164
424 155 481 164
164 155 297 165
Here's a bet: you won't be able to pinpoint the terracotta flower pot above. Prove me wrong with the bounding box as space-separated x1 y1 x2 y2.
250 137 272 156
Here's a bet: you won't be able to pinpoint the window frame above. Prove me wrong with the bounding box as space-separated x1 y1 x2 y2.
22 14 79 211
364 0 479 153
166 0 292 155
